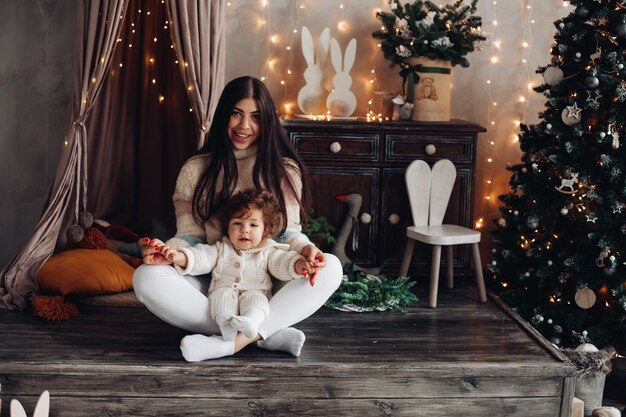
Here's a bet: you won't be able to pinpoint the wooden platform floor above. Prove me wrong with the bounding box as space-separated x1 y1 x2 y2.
0 281 575 417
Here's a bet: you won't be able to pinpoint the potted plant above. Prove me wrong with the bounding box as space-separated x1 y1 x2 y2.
372 0 485 121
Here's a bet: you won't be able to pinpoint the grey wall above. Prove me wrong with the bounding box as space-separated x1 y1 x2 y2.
0 1 76 268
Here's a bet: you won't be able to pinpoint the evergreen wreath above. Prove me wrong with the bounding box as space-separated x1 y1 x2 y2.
324 264 418 313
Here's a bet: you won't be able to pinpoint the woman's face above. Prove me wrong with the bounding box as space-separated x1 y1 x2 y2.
227 98 260 151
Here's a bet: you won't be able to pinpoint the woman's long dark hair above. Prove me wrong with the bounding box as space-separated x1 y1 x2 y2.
192 76 309 235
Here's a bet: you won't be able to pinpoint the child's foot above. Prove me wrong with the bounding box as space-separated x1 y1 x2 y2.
231 315 260 339
231 307 266 339
257 327 306 357
180 334 235 362
215 312 236 341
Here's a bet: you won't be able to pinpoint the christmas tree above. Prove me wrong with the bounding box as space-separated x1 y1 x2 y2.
489 0 626 352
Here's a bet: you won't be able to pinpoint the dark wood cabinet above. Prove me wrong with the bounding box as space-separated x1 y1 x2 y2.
282 117 485 277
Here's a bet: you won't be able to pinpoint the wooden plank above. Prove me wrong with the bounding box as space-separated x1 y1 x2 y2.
0 370 566 398
0 396 562 417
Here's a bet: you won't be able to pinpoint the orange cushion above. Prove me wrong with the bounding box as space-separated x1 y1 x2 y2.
38 249 135 296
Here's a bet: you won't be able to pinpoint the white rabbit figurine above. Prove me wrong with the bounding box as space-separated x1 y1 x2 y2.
327 37 357 117
10 391 49 417
297 26 330 115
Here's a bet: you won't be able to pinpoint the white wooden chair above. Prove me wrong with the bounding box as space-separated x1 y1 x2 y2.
399 159 487 308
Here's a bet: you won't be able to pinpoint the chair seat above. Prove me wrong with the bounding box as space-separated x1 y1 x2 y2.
406 224 481 245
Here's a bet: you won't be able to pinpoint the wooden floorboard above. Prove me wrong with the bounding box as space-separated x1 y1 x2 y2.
0 280 576 416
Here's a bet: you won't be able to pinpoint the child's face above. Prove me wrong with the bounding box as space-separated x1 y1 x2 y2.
227 206 266 251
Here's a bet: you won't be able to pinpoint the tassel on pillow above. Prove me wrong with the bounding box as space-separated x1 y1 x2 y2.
32 295 80 321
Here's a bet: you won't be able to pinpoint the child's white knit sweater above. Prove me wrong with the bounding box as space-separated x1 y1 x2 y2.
177 236 304 315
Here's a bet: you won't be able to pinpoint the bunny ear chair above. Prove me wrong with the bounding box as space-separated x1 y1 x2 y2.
9 391 50 417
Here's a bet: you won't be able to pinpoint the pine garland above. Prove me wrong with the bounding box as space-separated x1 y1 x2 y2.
325 264 418 313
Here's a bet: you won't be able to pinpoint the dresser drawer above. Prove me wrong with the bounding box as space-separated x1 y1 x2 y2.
290 132 379 162
385 134 473 164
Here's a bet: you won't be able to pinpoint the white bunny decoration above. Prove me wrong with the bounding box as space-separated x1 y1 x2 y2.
9 391 49 417
327 37 357 117
297 26 330 115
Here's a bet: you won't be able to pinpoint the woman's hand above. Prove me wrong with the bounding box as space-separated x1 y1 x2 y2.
139 237 173 265
300 244 326 285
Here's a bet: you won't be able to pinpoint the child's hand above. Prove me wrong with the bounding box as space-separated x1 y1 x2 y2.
139 237 172 265
160 245 187 267
295 258 316 286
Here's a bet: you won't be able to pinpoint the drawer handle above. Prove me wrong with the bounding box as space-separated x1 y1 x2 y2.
360 212 372 224
425 144 437 155
330 142 342 153
388 213 400 225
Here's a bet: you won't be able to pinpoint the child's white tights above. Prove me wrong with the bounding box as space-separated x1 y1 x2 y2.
133 254 342 359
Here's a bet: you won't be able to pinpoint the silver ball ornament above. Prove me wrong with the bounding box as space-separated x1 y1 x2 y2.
560 207 569 215
619 64 624 70
575 52 582 58
513 210 519 216
546 123 552 130
543 66 564 86
600 132 606 138
584 75 599 89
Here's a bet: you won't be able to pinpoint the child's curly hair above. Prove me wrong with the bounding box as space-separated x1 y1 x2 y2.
219 189 282 238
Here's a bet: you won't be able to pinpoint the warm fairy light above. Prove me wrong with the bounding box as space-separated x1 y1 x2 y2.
490 56 498 64
494 40 501 49
270 34 279 44
522 41 529 48
158 95 165 103
152 78 156 84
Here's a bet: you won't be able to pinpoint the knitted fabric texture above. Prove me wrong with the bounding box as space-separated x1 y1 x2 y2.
167 145 311 252
179 237 304 319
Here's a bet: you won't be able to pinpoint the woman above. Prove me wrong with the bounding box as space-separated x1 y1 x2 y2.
133 76 342 362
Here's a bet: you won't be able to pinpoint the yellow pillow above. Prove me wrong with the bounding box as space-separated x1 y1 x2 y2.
38 249 135 296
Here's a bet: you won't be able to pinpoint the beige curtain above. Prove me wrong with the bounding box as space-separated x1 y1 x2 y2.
86 0 199 234
0 0 128 310
166 0 226 146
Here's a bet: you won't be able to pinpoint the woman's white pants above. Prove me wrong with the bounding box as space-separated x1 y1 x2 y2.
133 254 342 339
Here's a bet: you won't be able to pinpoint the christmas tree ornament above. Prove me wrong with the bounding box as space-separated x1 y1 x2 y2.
575 288 596 309
586 90 602 104
575 5 589 18
611 132 620 149
618 63 624 70
585 214 598 223
543 66 564 86
585 75 599 89
575 52 582 59
589 47 602 64
596 247 610 267
555 172 579 194
497 217 507 228
561 207 569 215
546 123 552 130
562 103 582 125
603 267 616 277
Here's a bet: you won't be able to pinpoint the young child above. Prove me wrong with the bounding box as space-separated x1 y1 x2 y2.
155 189 314 342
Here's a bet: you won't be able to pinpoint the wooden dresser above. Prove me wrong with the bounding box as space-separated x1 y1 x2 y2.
282 117 486 277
